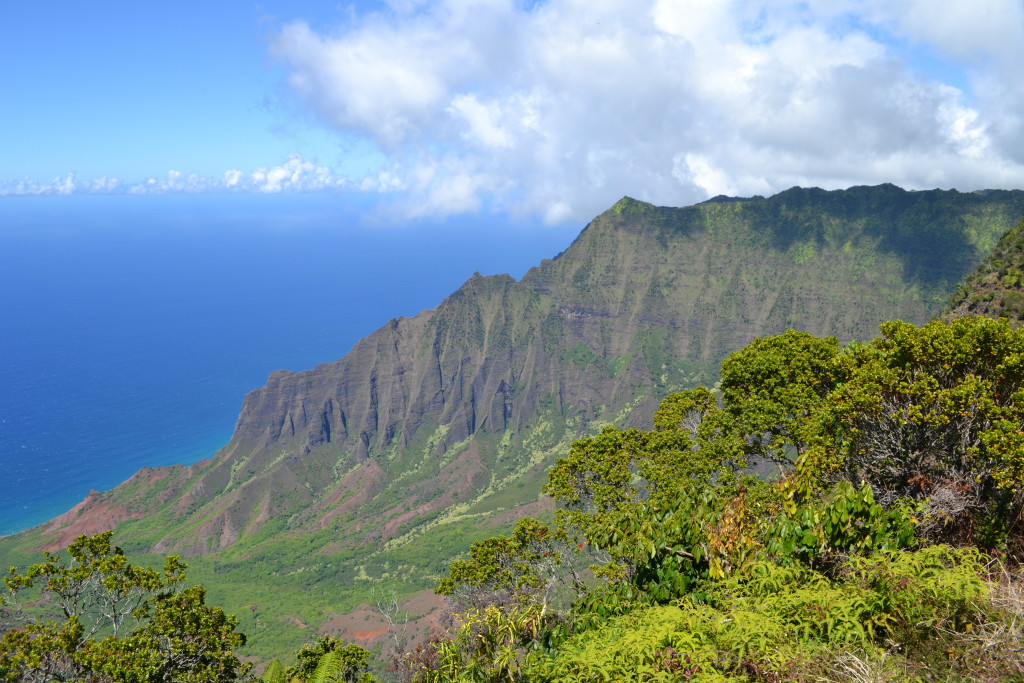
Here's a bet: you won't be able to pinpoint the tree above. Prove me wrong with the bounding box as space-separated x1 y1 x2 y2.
437 518 583 612
793 317 1024 548
544 386 743 532
418 519 581 683
0 531 248 683
424 389 767 681
417 317 1024 682
718 330 843 471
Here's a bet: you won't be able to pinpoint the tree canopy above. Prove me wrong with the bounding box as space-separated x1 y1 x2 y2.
415 317 1024 682
0 534 375 683
0 531 247 683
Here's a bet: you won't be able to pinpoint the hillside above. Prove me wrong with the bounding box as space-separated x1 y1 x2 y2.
946 217 1024 323
5 184 1024 657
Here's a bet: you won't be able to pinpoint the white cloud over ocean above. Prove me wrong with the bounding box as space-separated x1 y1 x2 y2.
5 0 1024 224
0 156 349 198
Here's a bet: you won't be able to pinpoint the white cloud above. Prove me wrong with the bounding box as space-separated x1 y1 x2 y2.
860 0 1024 64
249 155 346 192
269 17 473 148
448 94 513 149
126 170 215 194
52 173 76 195
223 169 244 188
5 1 1023 221
85 176 122 193
266 0 1024 222
0 156 348 198
0 173 78 197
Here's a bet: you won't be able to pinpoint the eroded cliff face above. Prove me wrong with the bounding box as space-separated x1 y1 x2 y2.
29 186 1024 557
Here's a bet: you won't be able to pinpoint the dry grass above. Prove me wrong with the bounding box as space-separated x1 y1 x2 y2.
949 561 1024 679
988 559 1024 617
812 649 904 683
913 560 1024 682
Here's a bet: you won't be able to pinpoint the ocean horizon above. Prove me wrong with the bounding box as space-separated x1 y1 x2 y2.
0 193 580 535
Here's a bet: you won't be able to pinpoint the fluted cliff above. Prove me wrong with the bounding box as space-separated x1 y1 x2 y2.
18 186 1017 563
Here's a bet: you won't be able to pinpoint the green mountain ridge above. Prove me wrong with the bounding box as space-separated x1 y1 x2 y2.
5 184 1024 658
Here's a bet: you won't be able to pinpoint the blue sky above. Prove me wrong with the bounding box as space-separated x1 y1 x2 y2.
0 2 356 181
3 0 1024 223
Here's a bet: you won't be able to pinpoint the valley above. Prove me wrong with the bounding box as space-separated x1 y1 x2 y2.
5 184 1024 661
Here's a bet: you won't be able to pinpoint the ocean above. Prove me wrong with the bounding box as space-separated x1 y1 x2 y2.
0 193 580 535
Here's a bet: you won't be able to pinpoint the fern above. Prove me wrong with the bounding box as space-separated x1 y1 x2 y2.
307 651 344 683
260 659 286 683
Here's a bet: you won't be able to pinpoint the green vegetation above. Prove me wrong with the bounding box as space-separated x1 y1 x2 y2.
0 531 248 683
260 636 375 683
0 533 376 683
4 317 1024 681
406 317 1024 681
947 218 1024 323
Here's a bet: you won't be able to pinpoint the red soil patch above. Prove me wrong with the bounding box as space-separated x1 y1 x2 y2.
347 627 389 645
283 615 310 629
319 590 446 649
250 490 273 530
380 443 485 538
316 461 387 529
36 491 141 551
401 590 447 617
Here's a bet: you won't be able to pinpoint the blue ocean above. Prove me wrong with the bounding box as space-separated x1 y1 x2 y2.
0 193 580 535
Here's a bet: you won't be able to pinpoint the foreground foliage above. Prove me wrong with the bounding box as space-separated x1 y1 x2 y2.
410 317 1024 682
0 535 375 683
260 635 376 683
0 531 248 683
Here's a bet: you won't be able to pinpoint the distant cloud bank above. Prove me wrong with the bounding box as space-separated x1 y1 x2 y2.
0 156 351 198
6 0 1024 224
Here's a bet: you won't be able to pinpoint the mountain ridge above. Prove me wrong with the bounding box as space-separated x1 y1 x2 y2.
7 184 1024 657
24 185 1024 555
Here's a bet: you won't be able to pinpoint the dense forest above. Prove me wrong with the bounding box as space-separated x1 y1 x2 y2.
6 313 1024 681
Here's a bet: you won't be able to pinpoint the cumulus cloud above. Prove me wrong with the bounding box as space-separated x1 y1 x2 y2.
0 156 348 198
6 1 1022 221
0 173 81 197
248 155 347 192
268 0 1024 222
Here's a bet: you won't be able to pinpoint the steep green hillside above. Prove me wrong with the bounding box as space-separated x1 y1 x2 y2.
4 184 1024 658
947 217 1024 323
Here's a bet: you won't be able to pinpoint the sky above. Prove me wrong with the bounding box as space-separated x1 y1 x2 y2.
3 0 1024 224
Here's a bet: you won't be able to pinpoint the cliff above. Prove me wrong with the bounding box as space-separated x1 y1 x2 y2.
28 184 1022 557
8 185 1024 657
